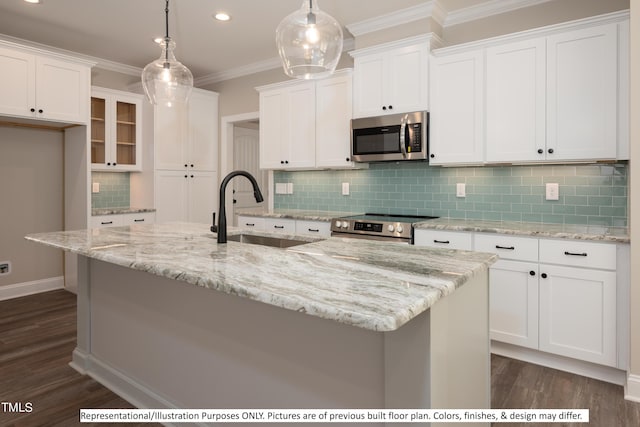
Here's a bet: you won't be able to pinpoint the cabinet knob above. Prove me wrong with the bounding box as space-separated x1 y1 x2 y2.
113 163 117 166
184 175 188 178
541 273 548 279
107 162 111 166
430 154 435 158
184 164 188 168
548 148 554 154
191 164 194 168
38 109 43 114
529 271 536 276
285 160 289 164
281 160 284 164
382 106 386 110
190 174 194 178
346 157 350 162
30 108 36 113
388 105 393 110
537 149 544 154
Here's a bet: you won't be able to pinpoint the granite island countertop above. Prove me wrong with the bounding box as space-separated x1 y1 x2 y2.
25 222 496 332
92 207 156 216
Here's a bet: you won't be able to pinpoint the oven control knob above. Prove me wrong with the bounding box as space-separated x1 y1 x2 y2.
334 220 342 228
396 225 404 233
342 221 349 229
387 224 395 232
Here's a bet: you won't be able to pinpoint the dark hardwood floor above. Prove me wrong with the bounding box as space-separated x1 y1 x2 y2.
1 290 640 426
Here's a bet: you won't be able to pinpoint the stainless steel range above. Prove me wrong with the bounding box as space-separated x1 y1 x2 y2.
331 213 438 244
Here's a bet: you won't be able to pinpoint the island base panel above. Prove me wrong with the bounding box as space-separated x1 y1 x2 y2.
71 256 489 426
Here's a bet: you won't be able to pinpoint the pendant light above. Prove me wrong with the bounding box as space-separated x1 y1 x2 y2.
141 0 193 107
276 0 343 80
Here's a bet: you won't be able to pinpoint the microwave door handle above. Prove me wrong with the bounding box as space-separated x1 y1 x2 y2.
400 114 408 158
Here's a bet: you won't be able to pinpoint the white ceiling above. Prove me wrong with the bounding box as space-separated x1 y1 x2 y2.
0 0 488 82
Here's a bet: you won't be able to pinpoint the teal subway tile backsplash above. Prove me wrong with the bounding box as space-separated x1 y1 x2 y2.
274 163 628 227
91 172 130 209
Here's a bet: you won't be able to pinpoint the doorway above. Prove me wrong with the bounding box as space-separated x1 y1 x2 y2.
220 112 271 226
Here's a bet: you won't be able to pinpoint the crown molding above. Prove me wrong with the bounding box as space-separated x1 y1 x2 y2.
444 0 554 27
194 37 356 86
346 1 446 37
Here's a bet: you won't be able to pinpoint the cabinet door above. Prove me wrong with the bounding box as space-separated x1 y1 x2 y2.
259 89 287 169
413 229 473 250
315 72 354 168
0 47 35 118
36 56 89 124
387 43 428 114
352 53 385 118
539 264 617 366
187 171 216 224
265 218 296 234
486 38 546 163
155 103 188 170
113 95 142 171
547 23 617 161
187 91 218 171
236 216 266 231
429 51 484 165
490 260 539 349
285 83 316 169
155 170 189 223
91 95 108 167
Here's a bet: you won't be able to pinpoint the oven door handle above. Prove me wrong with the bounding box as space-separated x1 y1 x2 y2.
400 114 408 158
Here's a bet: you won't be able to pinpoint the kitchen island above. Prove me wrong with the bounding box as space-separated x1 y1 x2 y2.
26 222 496 426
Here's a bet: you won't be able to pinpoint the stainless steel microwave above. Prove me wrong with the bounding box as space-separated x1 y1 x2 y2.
351 111 428 162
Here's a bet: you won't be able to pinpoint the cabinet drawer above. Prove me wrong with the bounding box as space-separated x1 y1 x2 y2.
91 215 123 228
295 220 331 237
122 212 155 226
475 233 538 262
539 239 616 270
413 230 473 250
265 218 296 234
237 216 266 231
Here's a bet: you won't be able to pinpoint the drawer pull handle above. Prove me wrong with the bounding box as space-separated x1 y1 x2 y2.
308 228 319 232
101 221 113 225
564 251 587 257
434 240 450 244
134 219 145 222
245 223 255 227
496 245 515 250
274 225 285 229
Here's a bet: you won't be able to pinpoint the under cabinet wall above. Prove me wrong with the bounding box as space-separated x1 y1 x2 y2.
0 126 63 292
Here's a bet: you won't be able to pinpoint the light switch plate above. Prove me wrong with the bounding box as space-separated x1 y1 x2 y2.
546 183 559 200
275 183 287 194
92 182 100 193
456 183 466 198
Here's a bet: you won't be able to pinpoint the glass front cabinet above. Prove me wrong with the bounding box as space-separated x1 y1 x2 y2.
91 87 143 171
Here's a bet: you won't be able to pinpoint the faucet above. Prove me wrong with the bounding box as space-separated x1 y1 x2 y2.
211 170 264 243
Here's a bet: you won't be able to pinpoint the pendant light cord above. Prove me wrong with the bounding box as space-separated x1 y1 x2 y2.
164 0 170 63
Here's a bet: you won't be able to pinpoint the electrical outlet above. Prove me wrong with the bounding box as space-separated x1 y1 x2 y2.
286 183 294 194
456 183 466 198
92 182 100 193
0 261 11 276
275 183 287 194
546 183 559 200
342 182 350 196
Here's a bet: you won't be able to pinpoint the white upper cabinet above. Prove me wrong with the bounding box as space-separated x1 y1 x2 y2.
429 50 484 165
0 44 91 124
432 13 628 166
485 38 546 163
259 81 316 170
546 23 618 161
315 70 357 168
258 70 359 170
351 36 431 118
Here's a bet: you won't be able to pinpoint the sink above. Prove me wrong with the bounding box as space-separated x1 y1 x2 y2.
226 233 311 248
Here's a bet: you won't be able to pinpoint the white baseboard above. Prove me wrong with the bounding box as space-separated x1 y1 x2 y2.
70 351 209 427
625 374 640 402
0 276 65 301
492 341 626 385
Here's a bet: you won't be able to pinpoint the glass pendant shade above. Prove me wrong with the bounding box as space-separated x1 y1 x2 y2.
142 38 193 107
276 0 343 80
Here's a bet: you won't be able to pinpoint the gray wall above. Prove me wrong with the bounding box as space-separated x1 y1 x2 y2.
0 126 64 287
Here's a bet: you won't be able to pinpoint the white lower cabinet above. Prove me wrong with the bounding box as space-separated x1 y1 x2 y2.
412 230 473 250
155 170 215 224
91 212 156 228
489 259 539 349
236 216 330 238
415 229 624 370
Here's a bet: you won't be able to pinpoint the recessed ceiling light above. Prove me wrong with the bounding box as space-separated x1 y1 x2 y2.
214 12 231 22
24 0 42 3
